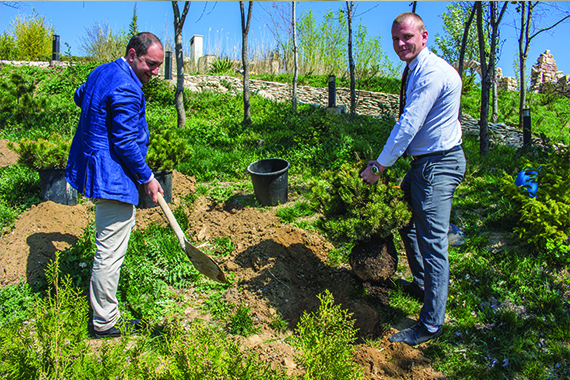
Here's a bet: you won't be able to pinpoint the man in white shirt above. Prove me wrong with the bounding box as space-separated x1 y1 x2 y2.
361 12 466 346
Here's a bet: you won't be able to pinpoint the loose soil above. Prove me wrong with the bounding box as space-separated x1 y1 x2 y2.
0 139 19 167
0 143 445 379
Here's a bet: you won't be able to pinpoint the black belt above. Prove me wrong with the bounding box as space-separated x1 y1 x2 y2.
410 145 461 161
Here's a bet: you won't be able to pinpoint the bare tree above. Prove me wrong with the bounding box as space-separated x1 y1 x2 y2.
476 1 507 156
259 2 293 72
240 1 253 125
457 3 476 123
515 2 570 130
457 4 476 80
172 1 190 129
345 1 356 117
292 1 299 112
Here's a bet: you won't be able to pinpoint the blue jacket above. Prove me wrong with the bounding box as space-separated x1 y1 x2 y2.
66 58 153 205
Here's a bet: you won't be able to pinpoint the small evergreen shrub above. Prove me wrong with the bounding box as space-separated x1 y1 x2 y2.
0 251 90 379
142 77 174 106
146 128 193 172
310 161 411 242
0 71 48 124
294 290 364 380
7 133 71 170
501 145 570 262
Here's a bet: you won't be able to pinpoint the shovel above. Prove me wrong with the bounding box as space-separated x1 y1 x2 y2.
156 192 227 283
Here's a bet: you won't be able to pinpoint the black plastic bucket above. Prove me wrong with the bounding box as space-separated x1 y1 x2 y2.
247 158 289 206
137 171 173 208
38 169 77 205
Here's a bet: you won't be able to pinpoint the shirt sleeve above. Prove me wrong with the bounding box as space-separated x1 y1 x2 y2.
377 65 444 167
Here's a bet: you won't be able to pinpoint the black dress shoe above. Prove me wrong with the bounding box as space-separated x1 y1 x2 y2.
396 279 425 302
388 322 442 346
94 318 142 339
94 326 121 339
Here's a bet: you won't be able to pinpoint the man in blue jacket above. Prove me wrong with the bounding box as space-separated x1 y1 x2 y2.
66 32 164 338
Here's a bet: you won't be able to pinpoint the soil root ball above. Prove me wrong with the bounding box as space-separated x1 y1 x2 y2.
349 235 398 282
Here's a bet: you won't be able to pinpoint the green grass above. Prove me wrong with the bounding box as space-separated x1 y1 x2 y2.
276 201 314 224
0 164 41 231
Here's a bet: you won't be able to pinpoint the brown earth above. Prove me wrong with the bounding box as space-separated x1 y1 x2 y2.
0 143 445 379
0 139 19 167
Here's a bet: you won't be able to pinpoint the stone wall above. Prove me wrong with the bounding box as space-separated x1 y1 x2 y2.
530 50 570 98
182 74 401 118
0 60 69 68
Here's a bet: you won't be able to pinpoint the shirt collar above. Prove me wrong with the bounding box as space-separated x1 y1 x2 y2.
408 47 429 72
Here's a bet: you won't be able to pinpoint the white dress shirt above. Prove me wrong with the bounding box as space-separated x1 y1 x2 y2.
377 48 463 167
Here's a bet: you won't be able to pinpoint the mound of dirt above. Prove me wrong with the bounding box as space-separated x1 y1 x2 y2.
354 338 447 379
0 156 445 379
0 201 94 286
0 139 19 167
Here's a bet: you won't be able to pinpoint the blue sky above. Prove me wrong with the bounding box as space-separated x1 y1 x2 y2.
1 1 569 79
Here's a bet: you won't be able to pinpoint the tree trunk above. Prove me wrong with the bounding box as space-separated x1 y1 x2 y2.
477 1 507 156
346 1 356 118
457 4 476 79
492 64 498 123
490 2 507 124
518 1 531 130
457 3 476 123
476 2 490 156
240 1 253 125
172 1 190 129
292 1 298 113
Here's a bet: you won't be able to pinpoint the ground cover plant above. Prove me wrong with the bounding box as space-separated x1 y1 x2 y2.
0 62 569 379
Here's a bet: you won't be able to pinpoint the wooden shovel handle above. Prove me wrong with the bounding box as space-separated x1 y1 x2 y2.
157 192 185 250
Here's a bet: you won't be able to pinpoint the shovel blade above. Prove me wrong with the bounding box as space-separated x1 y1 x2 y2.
184 237 227 283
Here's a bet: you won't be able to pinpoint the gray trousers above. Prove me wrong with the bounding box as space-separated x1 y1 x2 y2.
90 199 136 332
399 147 466 327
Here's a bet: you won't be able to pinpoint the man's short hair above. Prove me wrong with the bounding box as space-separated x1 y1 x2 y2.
393 12 425 32
125 32 163 57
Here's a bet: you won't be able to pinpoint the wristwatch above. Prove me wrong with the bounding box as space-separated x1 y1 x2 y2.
371 165 380 175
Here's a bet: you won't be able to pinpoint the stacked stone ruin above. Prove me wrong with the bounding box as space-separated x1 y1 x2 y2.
530 50 570 98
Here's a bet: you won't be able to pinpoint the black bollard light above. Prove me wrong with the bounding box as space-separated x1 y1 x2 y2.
523 108 531 146
164 51 172 80
328 75 336 108
52 34 60 61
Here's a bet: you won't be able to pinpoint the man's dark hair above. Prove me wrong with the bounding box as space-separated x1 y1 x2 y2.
125 32 163 57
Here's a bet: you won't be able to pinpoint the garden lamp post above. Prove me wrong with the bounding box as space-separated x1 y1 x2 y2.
165 51 172 80
523 108 531 146
328 75 336 108
52 35 60 61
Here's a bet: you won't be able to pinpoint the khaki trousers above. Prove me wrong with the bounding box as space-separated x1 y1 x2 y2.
90 199 136 332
